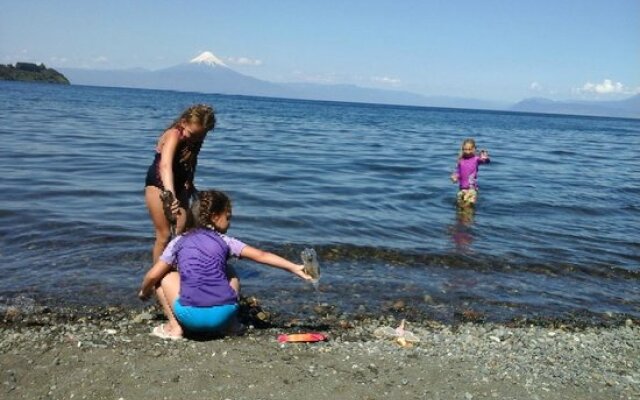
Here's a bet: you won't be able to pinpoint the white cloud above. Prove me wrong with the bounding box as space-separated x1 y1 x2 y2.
226 56 263 66
371 76 401 86
578 79 630 94
50 56 68 64
93 56 108 64
291 70 339 84
530 81 542 91
2 49 32 63
287 71 401 87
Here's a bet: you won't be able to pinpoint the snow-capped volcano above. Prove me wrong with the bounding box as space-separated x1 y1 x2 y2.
189 51 227 67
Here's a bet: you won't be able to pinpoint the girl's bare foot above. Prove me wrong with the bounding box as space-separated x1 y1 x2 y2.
151 324 183 340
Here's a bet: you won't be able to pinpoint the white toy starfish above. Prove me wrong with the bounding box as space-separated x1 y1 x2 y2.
373 319 420 347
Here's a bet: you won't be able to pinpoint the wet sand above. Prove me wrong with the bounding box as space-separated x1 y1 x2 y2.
1 304 638 400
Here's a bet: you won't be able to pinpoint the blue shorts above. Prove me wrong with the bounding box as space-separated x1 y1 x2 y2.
173 298 238 333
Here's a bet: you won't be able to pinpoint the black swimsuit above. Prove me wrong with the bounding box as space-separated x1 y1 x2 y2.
145 130 203 207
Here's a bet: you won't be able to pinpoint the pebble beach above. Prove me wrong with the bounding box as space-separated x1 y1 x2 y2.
1 304 638 400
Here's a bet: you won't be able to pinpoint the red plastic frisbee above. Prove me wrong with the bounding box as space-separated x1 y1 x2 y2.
277 333 328 343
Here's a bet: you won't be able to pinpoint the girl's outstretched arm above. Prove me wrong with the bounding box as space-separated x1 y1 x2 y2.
240 245 313 281
138 260 172 300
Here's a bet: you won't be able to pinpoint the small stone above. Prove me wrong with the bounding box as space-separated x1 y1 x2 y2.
134 312 153 323
392 300 405 311
338 320 353 329
256 311 270 321
4 306 20 321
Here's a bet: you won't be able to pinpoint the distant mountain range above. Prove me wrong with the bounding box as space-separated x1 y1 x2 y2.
511 96 640 119
59 51 506 111
60 52 638 119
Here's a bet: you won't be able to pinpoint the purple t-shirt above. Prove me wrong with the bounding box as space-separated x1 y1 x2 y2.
455 154 490 190
160 228 247 307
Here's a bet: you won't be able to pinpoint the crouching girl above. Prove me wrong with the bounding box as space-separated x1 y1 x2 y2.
139 189 312 340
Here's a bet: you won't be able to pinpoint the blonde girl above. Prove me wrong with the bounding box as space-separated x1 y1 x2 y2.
145 104 216 261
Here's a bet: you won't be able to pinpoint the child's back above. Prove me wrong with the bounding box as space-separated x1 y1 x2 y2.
171 229 237 307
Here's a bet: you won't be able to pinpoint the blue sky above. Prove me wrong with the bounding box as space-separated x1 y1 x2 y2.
1 0 638 102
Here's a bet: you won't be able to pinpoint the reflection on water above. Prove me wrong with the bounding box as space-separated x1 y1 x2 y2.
449 207 475 251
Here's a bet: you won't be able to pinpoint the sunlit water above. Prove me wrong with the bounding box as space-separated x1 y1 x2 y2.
1 81 638 323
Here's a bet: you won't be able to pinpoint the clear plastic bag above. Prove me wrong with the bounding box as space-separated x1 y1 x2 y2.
301 248 321 281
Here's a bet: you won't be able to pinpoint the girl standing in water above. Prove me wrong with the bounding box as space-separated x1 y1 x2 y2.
145 104 216 261
450 138 490 208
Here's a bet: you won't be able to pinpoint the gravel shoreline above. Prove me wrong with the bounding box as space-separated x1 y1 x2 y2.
1 304 638 400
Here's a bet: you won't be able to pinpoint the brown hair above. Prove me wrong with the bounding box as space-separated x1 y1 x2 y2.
190 190 232 229
458 137 477 161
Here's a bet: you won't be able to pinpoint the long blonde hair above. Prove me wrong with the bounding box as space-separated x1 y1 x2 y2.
169 104 216 132
168 104 216 166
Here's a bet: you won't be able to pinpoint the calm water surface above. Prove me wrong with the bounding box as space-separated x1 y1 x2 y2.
1 81 638 323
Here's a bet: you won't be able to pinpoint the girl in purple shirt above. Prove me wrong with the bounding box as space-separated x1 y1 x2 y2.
139 190 312 340
450 138 490 208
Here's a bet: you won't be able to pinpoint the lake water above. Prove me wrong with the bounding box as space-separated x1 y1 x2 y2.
1 81 638 324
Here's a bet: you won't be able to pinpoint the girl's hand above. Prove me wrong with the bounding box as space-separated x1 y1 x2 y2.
138 288 151 301
450 173 459 183
292 264 314 281
160 191 181 221
480 149 489 160
170 198 180 216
